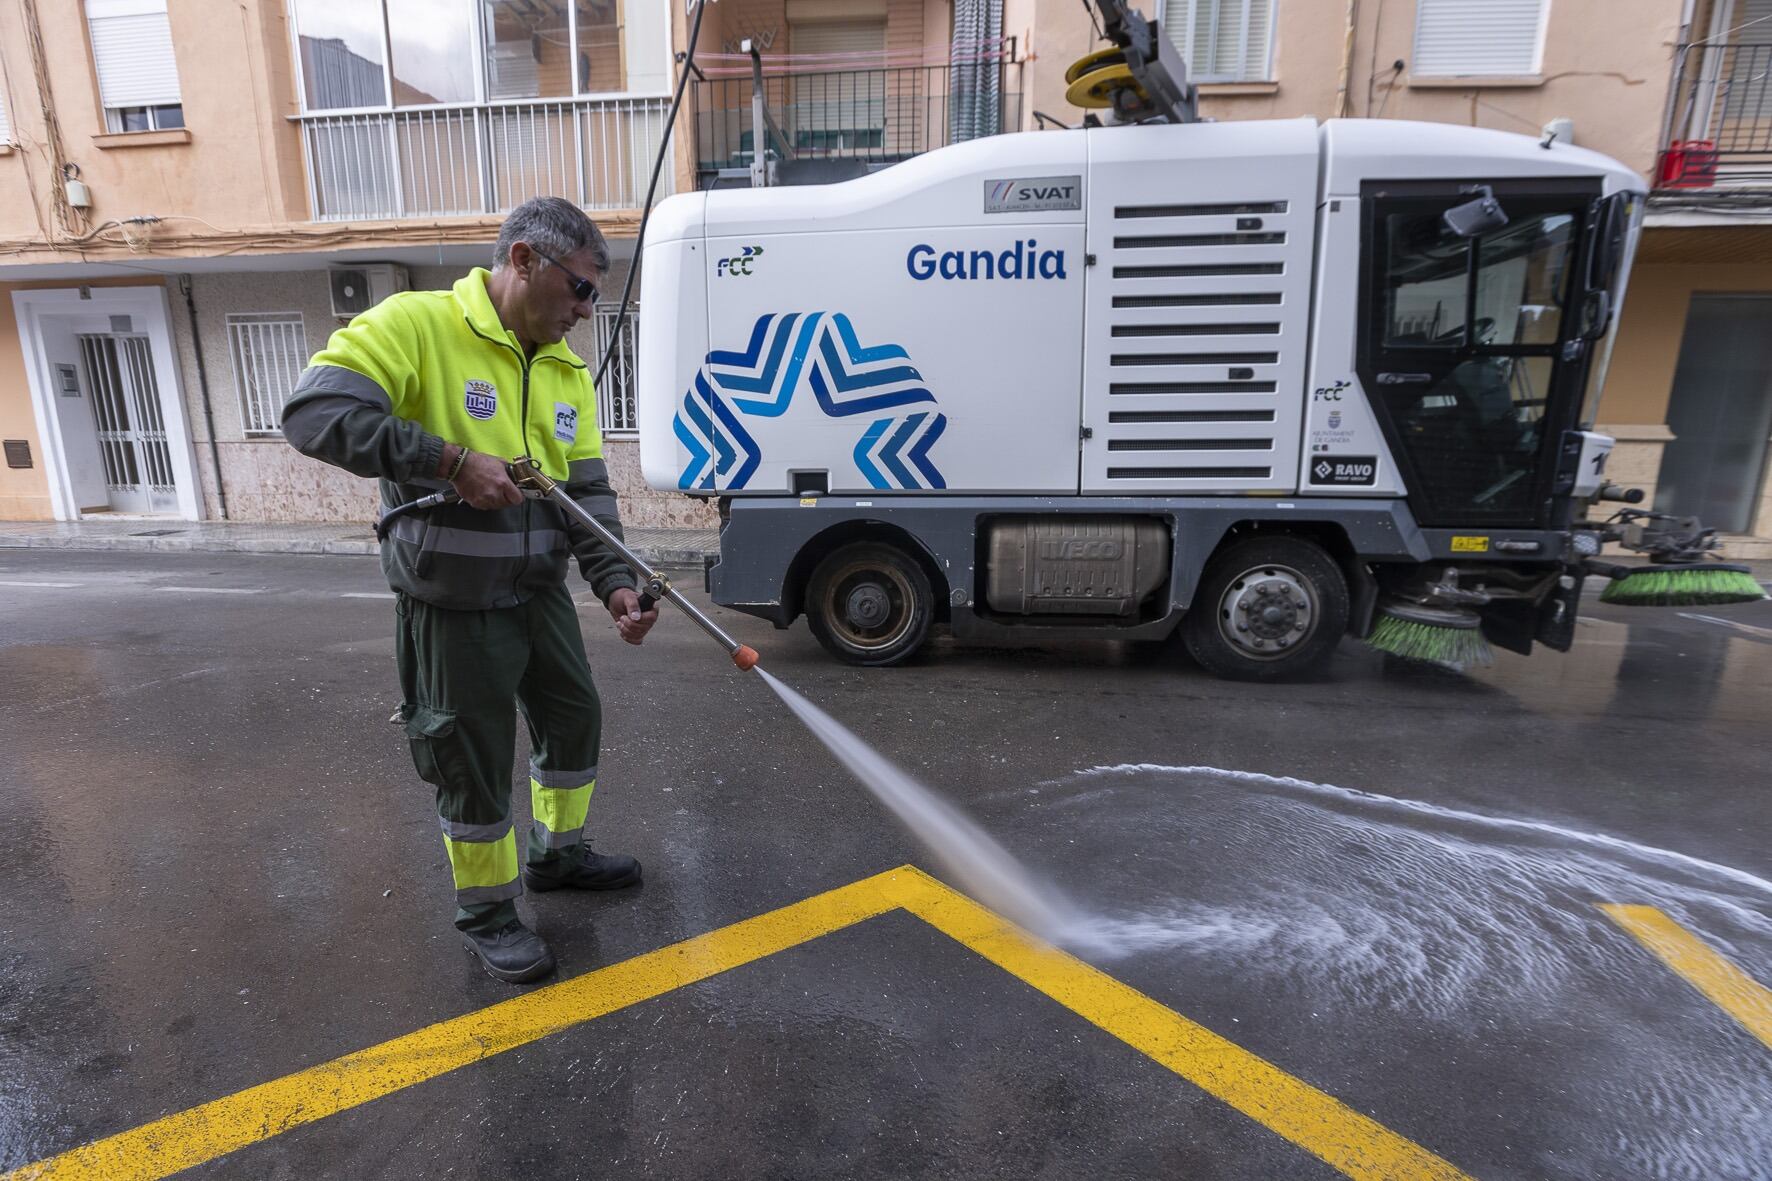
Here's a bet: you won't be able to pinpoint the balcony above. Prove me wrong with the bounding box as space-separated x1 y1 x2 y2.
690 58 1024 189
1658 41 1772 191
295 97 674 221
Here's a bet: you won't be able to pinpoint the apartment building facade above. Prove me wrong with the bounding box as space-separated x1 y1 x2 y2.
0 0 694 527
4 1 1771 554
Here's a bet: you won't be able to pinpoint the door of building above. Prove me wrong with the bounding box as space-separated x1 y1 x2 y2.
77 332 180 514
1658 294 1772 535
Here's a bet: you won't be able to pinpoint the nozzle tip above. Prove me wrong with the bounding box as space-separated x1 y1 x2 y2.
732 645 760 671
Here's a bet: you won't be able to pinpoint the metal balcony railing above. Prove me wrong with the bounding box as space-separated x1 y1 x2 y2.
1660 41 1772 187
690 60 1024 188
295 97 674 221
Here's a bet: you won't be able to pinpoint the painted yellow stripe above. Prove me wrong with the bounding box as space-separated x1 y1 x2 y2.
4 867 1465 1181
2 872 901 1181
886 868 1472 1181
1601 904 1772 1049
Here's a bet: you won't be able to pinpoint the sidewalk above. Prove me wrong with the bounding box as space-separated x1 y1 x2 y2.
0 518 721 567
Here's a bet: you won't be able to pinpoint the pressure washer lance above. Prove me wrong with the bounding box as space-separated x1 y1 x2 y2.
507 457 760 671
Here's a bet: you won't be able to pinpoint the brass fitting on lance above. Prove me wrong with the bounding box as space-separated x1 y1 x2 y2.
507 456 558 495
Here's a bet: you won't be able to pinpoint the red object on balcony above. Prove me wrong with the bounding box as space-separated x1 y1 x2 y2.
1657 140 1719 187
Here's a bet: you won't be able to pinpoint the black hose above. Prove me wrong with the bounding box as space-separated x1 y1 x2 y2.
592 0 709 392
374 489 459 542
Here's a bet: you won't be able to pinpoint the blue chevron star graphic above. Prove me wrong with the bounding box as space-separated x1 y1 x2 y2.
851 412 949 490
674 372 761 490
674 312 945 491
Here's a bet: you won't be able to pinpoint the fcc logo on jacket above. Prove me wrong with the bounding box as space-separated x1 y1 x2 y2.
464 379 498 420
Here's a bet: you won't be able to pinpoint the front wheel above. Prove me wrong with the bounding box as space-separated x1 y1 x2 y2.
805 542 934 667
1182 536 1349 681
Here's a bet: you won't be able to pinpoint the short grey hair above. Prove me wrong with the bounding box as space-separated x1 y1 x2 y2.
493 197 610 274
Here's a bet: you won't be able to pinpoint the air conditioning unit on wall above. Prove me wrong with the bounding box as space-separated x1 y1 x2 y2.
329 264 410 319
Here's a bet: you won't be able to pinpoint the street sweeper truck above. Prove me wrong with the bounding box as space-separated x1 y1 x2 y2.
632 1 1765 680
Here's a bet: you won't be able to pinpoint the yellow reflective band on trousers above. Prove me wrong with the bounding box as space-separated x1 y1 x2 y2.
531 778 594 845
444 827 518 892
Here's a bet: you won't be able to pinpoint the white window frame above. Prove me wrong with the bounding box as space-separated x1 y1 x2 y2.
86 0 185 129
104 104 185 134
226 312 310 437
1412 0 1551 79
1162 0 1276 84
287 0 675 115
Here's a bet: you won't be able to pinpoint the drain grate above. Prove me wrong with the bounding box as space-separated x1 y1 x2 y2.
131 529 184 537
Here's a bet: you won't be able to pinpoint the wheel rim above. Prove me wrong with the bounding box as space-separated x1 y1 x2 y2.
820 559 918 652
1215 564 1319 661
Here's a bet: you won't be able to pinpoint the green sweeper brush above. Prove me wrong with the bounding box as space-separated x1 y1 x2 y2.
1597 563 1767 607
1366 602 1493 666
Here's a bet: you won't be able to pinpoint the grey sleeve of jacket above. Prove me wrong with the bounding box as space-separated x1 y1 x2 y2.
563 457 638 604
281 364 444 483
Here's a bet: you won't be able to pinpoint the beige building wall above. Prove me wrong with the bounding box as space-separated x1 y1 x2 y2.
1018 0 1683 178
0 0 310 254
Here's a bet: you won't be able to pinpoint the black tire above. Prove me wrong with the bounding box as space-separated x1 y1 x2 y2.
805 542 934 667
1182 536 1349 682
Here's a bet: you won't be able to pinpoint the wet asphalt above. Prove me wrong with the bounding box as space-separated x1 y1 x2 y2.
0 550 1767 1180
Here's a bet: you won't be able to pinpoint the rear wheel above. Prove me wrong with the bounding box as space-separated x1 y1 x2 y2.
805 542 934 667
1183 536 1349 681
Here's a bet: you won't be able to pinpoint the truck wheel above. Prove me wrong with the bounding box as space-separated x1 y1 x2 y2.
1183 537 1348 681
806 542 933 667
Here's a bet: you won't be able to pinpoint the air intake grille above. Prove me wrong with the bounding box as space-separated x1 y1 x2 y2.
1083 157 1313 494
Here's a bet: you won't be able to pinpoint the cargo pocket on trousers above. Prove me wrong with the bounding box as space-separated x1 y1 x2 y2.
404 705 463 787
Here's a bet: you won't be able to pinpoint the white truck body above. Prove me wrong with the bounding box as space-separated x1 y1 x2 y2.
639 118 1639 501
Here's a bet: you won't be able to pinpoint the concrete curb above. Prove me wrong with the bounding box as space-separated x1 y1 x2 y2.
0 529 718 568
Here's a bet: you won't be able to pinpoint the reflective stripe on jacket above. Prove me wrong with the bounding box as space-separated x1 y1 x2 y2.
281 268 635 610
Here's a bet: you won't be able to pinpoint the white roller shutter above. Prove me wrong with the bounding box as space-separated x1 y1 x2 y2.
1413 0 1549 77
1161 0 1275 82
86 0 183 108
0 91 11 144
791 20 887 63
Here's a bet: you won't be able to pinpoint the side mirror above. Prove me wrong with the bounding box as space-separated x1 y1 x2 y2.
1443 186 1509 238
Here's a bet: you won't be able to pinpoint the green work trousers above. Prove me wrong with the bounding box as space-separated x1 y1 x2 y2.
395 583 603 934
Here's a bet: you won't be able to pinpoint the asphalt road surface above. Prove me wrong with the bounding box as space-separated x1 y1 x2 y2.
1 550 1767 1180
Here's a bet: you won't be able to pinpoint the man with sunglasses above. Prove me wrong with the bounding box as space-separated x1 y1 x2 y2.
283 196 657 984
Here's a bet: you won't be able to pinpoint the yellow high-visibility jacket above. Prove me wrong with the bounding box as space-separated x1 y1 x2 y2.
283 268 634 610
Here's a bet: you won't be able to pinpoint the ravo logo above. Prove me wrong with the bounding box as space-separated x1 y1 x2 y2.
907 240 1068 281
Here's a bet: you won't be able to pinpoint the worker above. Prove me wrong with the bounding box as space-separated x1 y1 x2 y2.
282 197 656 985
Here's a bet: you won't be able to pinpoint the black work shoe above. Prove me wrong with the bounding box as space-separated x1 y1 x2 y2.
461 920 556 984
523 845 643 892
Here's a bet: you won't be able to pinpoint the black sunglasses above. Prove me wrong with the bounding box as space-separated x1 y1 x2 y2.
529 246 600 304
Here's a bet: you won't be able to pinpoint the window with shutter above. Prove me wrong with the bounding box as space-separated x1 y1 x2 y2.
787 21 888 154
0 89 11 144
1161 0 1275 83
86 0 184 132
1413 0 1549 78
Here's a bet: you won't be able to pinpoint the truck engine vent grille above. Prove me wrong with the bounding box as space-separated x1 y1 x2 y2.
1086 177 1309 493
1109 382 1277 395
1110 322 1281 337
1106 438 1272 451
1115 201 1288 219
1106 466 1272 480
1112 262 1284 279
1111 292 1283 308
1110 352 1278 367
1108 409 1276 423
1115 233 1287 249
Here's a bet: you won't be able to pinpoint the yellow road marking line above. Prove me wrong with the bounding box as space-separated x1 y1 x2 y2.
4 872 899 1181
1601 904 1772 1049
6 867 1467 1181
888 870 1471 1181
